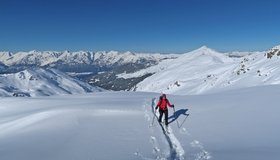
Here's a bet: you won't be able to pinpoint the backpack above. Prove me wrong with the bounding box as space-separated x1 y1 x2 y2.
158 95 169 109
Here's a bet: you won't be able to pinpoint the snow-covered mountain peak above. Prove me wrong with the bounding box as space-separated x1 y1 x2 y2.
266 45 280 59
190 46 220 56
123 51 136 56
195 45 213 52
28 50 39 54
15 69 34 80
14 68 54 81
272 44 280 50
179 46 233 64
63 50 71 54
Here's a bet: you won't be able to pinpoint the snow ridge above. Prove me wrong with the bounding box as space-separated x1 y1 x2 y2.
130 45 280 95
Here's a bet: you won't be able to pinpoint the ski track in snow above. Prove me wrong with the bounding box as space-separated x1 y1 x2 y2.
142 98 212 160
142 98 185 160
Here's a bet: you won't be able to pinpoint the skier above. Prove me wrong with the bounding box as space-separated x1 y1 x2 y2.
155 94 174 126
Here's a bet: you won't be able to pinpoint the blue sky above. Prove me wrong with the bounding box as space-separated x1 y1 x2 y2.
1 0 280 53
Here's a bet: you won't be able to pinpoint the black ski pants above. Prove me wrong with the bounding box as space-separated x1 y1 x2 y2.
158 109 168 125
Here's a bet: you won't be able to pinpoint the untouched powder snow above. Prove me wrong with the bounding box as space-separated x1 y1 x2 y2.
0 85 279 160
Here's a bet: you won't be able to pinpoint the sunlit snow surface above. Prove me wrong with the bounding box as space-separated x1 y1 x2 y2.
1 86 279 160
0 68 102 97
121 46 280 95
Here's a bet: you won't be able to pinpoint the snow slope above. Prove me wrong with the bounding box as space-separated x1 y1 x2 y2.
0 68 102 97
122 46 280 95
0 85 279 160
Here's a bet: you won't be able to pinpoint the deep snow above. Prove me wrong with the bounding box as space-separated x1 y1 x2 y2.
0 85 279 160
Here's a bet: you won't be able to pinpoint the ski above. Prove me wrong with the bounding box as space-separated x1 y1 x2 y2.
164 125 170 134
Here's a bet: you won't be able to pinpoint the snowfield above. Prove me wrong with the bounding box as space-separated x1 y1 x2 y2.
1 85 279 160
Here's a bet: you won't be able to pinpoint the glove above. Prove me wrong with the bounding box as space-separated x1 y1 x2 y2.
171 105 174 108
155 106 159 110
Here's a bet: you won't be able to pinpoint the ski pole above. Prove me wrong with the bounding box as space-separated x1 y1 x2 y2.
178 113 189 128
150 97 157 127
151 111 156 126
172 105 180 128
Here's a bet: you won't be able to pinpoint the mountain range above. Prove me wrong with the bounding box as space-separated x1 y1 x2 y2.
0 45 280 96
0 50 177 92
0 50 176 69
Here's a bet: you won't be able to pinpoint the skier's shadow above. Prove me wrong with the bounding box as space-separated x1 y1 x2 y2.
168 108 189 124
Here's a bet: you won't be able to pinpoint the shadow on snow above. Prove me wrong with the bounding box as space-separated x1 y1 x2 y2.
168 108 189 125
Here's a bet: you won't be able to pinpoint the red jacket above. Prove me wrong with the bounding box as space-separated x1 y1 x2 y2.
157 98 172 110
